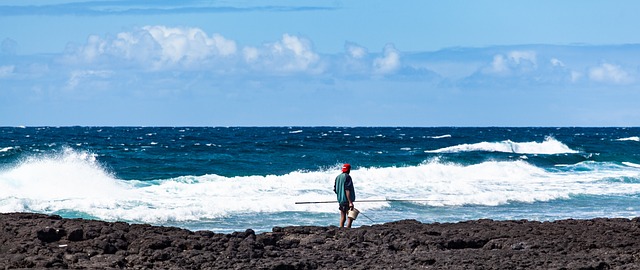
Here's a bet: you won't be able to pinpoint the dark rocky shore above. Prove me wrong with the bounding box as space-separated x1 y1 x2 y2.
2 213 640 269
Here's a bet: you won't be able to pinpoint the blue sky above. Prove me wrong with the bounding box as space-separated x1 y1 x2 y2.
2 0 640 126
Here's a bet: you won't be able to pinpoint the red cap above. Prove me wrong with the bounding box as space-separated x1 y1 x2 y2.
342 163 351 173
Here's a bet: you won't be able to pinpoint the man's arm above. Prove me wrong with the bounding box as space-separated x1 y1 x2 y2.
344 175 354 208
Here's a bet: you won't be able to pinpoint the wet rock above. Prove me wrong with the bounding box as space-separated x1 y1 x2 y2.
67 227 84 241
3 213 640 269
36 227 65 243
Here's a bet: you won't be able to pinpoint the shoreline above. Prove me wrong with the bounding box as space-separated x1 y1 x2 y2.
2 212 639 269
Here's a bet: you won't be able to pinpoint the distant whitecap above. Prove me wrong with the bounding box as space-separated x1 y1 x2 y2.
616 137 640 142
430 134 452 139
425 136 578 155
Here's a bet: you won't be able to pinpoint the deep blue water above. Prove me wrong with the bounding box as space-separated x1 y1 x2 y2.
2 127 640 233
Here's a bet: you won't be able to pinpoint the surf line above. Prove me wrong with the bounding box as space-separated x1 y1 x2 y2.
294 199 440 204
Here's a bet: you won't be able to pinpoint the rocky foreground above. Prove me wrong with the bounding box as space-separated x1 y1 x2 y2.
2 213 640 269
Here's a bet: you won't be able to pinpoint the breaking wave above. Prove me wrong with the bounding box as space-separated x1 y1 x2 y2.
2 149 639 225
425 137 578 155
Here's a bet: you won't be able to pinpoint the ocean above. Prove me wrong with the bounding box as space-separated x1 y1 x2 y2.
1 127 640 233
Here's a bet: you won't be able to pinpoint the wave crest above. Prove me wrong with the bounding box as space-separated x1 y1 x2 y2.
3 149 639 226
616 136 640 142
425 136 578 154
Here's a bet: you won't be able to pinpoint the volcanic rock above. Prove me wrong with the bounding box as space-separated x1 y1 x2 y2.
1 213 640 269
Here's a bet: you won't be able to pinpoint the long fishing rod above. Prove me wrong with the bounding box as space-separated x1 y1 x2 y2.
294 199 440 204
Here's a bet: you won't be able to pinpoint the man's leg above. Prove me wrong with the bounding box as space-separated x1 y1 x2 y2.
346 216 353 228
339 210 347 228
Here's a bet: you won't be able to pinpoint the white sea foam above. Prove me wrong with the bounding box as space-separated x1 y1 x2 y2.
622 162 640 168
616 136 640 142
2 149 639 225
0 147 14 152
429 134 451 139
425 136 578 154
0 148 133 212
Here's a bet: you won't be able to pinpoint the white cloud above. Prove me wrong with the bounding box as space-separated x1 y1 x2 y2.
550 58 564 67
143 25 236 63
276 34 319 71
508 51 537 66
483 50 537 75
63 27 329 75
373 44 400 74
489 54 508 74
0 65 15 78
79 35 107 63
337 42 370 76
66 70 113 90
65 25 237 69
245 34 321 73
242 47 259 62
53 34 640 89
588 63 633 84
345 43 367 59
109 31 158 62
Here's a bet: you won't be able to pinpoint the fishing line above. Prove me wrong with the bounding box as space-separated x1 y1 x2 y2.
357 209 375 223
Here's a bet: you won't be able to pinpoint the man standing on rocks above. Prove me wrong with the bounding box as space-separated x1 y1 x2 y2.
334 163 356 228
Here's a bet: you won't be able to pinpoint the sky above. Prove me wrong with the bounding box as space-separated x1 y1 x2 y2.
2 0 640 126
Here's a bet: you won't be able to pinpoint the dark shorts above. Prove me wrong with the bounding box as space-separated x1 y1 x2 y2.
339 203 350 212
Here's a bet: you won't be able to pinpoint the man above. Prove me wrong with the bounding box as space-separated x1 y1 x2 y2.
334 163 356 228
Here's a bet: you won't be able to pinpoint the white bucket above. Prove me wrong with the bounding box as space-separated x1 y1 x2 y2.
347 208 359 220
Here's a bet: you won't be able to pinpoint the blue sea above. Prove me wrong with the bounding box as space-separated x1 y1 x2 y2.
2 127 640 233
